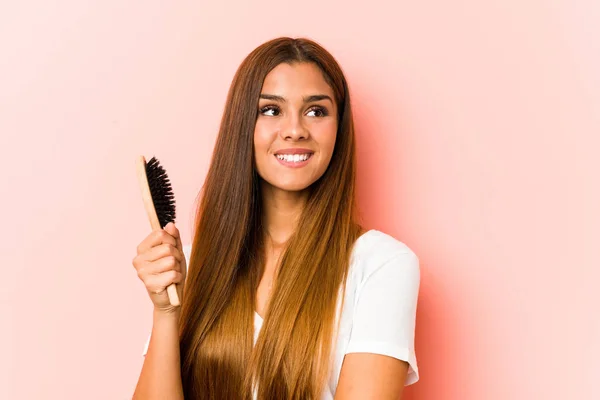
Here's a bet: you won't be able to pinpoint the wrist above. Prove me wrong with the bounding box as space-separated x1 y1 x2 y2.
153 306 181 321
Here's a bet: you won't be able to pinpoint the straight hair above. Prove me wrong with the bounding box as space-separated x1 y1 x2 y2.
179 37 363 399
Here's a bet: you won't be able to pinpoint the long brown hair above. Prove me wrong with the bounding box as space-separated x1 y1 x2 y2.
179 37 363 399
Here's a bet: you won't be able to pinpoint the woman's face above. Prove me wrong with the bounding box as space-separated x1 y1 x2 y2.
253 62 338 193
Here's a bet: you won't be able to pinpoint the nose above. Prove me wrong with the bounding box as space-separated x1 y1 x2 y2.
279 112 308 141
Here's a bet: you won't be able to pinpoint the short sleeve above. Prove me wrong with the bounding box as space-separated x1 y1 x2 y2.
345 250 420 385
142 243 192 357
142 333 151 357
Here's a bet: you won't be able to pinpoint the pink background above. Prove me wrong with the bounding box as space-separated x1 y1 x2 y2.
1 1 598 399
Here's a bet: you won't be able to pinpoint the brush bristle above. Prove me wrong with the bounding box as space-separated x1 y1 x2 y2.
145 156 176 228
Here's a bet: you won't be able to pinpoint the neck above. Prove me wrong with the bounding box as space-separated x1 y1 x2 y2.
260 180 309 248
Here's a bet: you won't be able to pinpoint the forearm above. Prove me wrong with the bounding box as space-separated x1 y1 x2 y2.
133 309 184 400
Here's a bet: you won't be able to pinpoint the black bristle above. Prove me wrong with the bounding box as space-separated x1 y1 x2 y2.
145 156 176 228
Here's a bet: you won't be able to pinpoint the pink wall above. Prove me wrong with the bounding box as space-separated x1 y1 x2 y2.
1 1 598 399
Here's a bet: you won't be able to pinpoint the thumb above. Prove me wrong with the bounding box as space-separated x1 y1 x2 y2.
163 222 182 252
163 221 178 237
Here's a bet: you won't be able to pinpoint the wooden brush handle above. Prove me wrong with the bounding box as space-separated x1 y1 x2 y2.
135 155 180 307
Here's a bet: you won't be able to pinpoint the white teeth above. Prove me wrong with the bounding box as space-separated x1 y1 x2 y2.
276 153 311 163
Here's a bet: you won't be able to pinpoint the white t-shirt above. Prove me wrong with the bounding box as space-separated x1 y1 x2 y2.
142 229 420 397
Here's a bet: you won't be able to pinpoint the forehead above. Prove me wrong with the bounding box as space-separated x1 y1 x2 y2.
261 62 334 98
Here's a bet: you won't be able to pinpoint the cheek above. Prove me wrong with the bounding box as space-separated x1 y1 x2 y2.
314 121 338 155
253 122 272 153
253 123 275 178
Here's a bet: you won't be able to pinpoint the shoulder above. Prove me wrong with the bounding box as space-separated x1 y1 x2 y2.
350 230 420 284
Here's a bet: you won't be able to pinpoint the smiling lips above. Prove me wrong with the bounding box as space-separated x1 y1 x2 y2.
274 152 314 167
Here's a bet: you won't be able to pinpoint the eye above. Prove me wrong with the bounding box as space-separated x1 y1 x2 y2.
306 106 328 117
260 105 280 116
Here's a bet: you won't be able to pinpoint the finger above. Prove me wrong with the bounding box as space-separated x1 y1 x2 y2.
163 223 187 290
164 222 180 244
150 255 182 274
180 246 187 284
136 255 182 280
164 222 185 276
175 233 183 254
146 271 183 294
142 243 183 263
137 228 177 255
132 244 182 273
165 223 186 260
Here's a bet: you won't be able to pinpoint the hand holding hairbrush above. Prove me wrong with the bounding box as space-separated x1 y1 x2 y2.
135 155 181 307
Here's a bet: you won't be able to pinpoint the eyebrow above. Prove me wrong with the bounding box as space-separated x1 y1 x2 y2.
259 94 334 104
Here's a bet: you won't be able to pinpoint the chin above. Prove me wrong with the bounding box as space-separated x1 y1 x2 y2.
274 182 312 192
263 177 314 193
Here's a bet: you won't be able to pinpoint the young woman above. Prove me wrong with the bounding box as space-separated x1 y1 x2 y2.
132 37 420 400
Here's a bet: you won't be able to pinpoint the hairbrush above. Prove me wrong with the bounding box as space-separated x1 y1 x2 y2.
135 155 180 306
